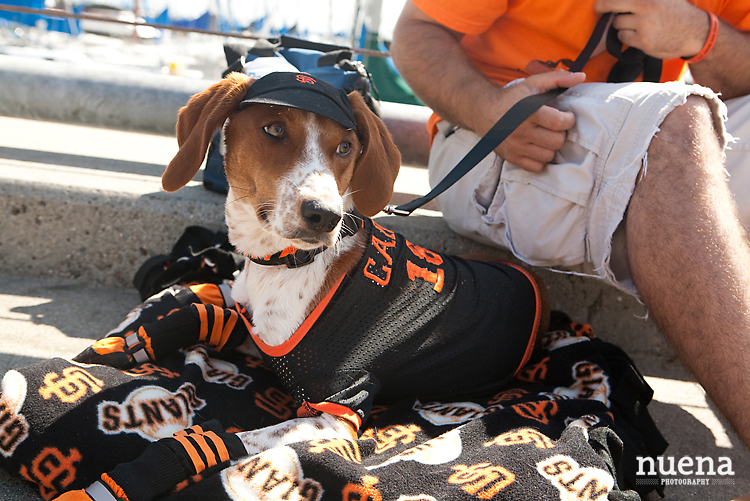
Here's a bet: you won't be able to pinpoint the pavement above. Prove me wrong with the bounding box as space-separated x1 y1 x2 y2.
0 51 749 499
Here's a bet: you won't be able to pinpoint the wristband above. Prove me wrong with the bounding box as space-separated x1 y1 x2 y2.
683 12 719 64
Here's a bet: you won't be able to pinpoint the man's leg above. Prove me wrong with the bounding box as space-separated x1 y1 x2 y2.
627 95 750 448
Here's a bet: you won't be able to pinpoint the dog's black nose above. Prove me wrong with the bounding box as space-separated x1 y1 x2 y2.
301 200 341 233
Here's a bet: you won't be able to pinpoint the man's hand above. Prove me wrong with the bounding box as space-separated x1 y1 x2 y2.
489 71 586 173
594 0 711 60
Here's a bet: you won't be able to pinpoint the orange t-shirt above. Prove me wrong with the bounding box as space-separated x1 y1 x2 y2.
411 0 750 136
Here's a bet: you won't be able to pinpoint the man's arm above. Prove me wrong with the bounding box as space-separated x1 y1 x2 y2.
595 0 750 98
390 1 585 173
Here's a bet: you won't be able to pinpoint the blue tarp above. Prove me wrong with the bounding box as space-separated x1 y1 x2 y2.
0 0 80 34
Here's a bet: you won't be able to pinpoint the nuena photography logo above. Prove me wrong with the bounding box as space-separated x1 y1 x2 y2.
635 455 735 487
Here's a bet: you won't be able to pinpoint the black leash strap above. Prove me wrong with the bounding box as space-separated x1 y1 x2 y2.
382 13 614 216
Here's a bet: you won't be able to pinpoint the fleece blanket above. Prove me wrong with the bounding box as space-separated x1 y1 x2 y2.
0 280 666 501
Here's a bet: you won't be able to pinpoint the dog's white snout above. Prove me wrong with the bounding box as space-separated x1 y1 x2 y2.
301 199 342 233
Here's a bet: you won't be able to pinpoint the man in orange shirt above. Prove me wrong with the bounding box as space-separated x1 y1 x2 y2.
391 0 750 449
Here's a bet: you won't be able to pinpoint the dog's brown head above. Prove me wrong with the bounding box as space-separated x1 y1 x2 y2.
163 72 401 255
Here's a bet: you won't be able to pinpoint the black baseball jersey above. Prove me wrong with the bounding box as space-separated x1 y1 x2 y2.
245 218 544 429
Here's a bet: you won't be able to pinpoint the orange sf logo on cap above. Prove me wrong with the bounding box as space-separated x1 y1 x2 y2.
296 74 316 85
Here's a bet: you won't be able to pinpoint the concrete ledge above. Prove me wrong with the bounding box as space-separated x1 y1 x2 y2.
0 157 666 365
0 54 431 165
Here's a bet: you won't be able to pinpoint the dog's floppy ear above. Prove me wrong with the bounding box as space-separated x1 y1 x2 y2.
348 92 401 217
162 72 255 192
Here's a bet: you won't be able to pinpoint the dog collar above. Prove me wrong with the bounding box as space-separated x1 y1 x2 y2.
248 213 362 269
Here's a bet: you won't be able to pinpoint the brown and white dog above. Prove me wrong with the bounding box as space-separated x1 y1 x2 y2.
161 71 550 453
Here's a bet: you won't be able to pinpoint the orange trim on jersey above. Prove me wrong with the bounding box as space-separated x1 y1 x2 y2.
216 311 238 352
138 326 155 360
298 401 363 430
196 304 209 342
236 305 254 334
209 306 224 346
100 473 131 501
190 433 220 469
203 431 231 463
189 283 225 307
251 274 347 357
503 262 544 376
173 434 206 473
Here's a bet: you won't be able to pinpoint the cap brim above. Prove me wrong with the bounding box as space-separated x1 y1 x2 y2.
239 89 357 131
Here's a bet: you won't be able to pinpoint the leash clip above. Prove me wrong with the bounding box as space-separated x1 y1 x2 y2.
381 205 412 216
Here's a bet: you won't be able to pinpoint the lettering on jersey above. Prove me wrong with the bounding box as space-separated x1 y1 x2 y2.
0 370 29 457
97 383 206 441
554 362 611 406
511 399 559 425
343 475 381 501
360 424 421 455
537 455 613 501
484 428 555 449
448 463 515 499
255 387 294 420
363 221 447 292
515 356 550 383
309 438 362 463
223 446 323 501
19 446 81 500
38 366 104 404
406 261 445 292
414 400 487 426
125 363 180 379
363 222 397 286
405 240 443 266
367 428 462 470
183 345 252 389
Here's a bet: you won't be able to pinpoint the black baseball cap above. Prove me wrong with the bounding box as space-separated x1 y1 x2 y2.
238 72 358 133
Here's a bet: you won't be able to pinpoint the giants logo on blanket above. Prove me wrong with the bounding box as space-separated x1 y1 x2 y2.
97 383 206 441
554 362 611 406
367 428 462 470
19 446 82 500
38 366 104 403
223 446 323 501
309 438 362 463
413 401 494 426
0 370 29 457
183 345 252 389
448 462 515 498
360 424 421 454
537 454 614 500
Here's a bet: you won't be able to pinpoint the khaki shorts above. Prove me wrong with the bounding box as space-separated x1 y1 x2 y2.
428 81 731 294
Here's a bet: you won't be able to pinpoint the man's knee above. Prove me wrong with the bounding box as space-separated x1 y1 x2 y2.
659 95 719 142
646 95 725 181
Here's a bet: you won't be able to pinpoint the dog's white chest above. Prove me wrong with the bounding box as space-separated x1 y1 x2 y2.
233 260 328 347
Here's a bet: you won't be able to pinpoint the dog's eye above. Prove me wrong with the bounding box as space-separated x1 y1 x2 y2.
336 142 352 156
263 124 284 138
